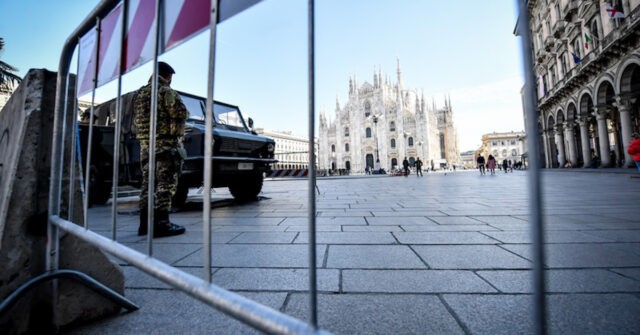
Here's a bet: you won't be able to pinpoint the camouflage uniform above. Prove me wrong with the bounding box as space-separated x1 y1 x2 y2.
134 76 187 212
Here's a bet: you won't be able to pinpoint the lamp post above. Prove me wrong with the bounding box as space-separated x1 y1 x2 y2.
372 114 380 163
368 113 382 172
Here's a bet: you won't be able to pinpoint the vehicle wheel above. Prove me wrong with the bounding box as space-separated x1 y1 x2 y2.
89 165 111 206
172 181 189 208
228 173 263 202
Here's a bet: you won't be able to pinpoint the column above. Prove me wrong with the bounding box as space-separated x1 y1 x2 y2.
577 118 592 167
542 130 551 168
615 96 634 167
563 121 578 166
593 107 611 167
555 125 566 167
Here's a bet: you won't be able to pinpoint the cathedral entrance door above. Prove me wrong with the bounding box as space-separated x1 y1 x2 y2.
365 154 374 170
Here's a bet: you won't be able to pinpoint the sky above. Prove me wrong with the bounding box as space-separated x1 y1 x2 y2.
0 0 525 152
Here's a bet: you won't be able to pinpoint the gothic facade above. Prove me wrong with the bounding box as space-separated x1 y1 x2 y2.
318 60 460 173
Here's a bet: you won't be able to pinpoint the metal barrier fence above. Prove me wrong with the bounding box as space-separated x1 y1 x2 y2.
42 0 546 334
46 0 327 333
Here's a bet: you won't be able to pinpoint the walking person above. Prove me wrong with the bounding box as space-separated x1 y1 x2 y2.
402 157 410 177
476 154 486 175
134 62 187 237
415 157 423 177
627 133 640 177
487 154 497 175
502 159 508 173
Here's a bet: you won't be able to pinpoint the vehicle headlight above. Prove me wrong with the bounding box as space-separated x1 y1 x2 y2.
267 143 275 152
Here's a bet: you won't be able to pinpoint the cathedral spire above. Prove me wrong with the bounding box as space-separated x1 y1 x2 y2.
373 65 378 88
396 56 403 90
349 76 353 95
336 95 340 111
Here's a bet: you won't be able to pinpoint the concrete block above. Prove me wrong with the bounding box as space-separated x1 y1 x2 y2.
0 70 124 333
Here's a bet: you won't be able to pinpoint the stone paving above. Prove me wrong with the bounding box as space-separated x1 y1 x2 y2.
69 169 640 334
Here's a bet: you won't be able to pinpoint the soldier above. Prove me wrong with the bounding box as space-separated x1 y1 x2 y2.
134 62 187 237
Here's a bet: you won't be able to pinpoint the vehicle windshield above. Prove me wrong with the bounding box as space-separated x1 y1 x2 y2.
181 94 249 132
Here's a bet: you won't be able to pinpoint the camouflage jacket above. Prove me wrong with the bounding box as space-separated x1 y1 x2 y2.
134 76 188 150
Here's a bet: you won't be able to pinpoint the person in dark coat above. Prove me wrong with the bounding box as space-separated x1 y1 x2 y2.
415 157 423 177
402 157 410 177
476 155 486 175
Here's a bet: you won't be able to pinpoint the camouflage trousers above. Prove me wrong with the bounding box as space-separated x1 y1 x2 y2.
139 147 183 212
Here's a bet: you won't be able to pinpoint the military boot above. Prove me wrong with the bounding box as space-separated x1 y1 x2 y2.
138 207 149 236
154 210 186 238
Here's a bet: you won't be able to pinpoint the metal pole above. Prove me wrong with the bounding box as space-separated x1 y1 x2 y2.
147 0 164 255
111 1 128 241
68 43 81 222
83 18 101 229
203 0 219 283
516 1 547 334
307 0 318 329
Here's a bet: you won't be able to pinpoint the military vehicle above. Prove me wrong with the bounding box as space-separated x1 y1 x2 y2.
80 91 276 207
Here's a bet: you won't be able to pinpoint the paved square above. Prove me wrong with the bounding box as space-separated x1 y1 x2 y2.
74 170 640 334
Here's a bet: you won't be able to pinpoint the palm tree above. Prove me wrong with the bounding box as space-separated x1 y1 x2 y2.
0 37 22 92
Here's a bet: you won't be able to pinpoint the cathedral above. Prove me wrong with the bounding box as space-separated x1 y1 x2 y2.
318 59 460 173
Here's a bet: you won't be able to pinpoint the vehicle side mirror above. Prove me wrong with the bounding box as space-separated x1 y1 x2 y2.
248 117 254 129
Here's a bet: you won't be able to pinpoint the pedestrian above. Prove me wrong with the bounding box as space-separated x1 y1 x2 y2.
508 160 513 172
134 62 187 238
402 157 410 177
476 154 486 175
502 159 508 173
627 132 640 175
415 157 423 177
487 154 497 175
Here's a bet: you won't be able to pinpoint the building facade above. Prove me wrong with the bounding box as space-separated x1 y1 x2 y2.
524 0 640 168
477 131 527 165
254 128 315 170
318 60 460 173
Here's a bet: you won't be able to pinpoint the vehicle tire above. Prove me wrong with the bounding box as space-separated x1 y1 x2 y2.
228 173 263 202
89 165 111 206
172 181 189 209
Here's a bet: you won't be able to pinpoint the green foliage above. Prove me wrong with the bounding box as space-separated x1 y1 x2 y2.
0 37 22 92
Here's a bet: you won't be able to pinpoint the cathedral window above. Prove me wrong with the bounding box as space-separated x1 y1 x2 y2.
391 138 396 148
512 149 518 156
389 121 396 132
502 149 508 157
364 101 371 117
366 128 372 138
344 127 349 136
345 143 349 152
331 144 335 152
408 137 414 146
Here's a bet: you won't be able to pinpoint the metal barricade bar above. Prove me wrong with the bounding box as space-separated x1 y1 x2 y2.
306 0 319 328
516 1 548 334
